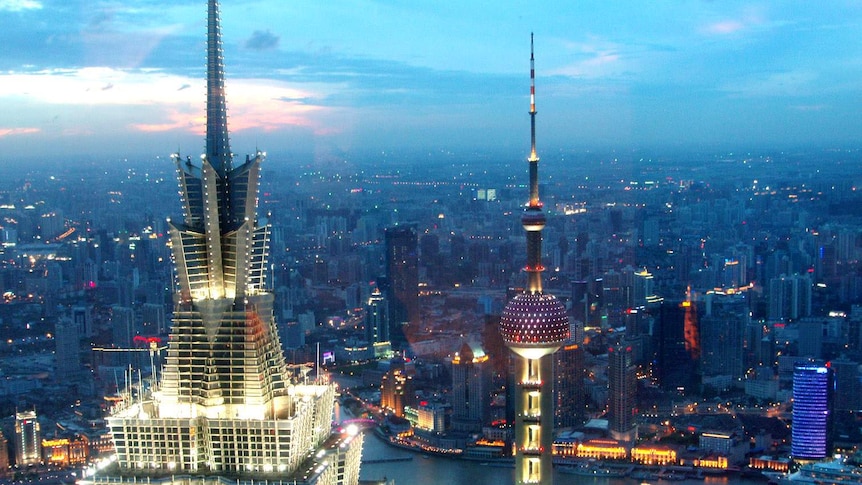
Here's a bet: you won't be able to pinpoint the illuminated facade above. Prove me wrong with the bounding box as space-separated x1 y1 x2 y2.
15 410 41 466
791 360 831 461
88 2 362 485
630 446 677 465
575 439 627 461
499 34 570 485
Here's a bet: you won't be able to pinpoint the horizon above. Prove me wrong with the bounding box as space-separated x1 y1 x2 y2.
1 1 861 162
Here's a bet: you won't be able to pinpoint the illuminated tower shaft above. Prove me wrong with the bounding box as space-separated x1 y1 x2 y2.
500 34 569 485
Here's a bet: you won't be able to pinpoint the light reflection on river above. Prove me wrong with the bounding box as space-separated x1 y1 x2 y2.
358 431 760 485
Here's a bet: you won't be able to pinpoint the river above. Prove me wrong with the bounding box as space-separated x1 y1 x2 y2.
358 431 767 485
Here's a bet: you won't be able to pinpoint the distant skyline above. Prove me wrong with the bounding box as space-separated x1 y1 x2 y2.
1 0 861 162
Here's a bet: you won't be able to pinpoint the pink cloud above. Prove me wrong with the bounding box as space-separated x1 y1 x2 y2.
0 127 40 137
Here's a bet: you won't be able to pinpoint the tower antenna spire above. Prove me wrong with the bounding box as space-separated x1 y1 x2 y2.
524 32 545 294
206 0 232 175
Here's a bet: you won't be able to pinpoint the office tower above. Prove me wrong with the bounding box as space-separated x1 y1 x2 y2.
768 273 812 321
831 357 861 414
499 35 569 485
451 341 492 432
555 322 585 429
0 431 8 478
72 304 93 337
384 224 418 348
365 288 389 345
380 362 414 417
655 298 700 392
54 316 81 380
700 292 747 382
111 306 135 348
608 344 638 442
15 410 40 466
791 360 832 461
91 2 363 485
797 318 824 358
141 302 167 335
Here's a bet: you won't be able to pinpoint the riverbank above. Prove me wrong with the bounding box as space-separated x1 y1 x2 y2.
371 426 763 483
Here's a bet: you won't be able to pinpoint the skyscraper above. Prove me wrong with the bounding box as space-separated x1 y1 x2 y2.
89 2 362 484
608 344 637 443
791 360 832 461
365 288 390 349
451 341 493 432
15 410 40 466
384 224 418 348
499 34 570 485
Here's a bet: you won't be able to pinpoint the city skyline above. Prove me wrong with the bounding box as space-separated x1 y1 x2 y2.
1 1 861 162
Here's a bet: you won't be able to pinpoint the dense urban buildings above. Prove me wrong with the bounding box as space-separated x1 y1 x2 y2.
498 35 570 485
0 6 861 485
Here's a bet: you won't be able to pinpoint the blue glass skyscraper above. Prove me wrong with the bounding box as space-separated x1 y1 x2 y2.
791 360 832 461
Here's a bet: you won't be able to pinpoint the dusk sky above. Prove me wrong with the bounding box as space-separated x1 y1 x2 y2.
1 0 861 163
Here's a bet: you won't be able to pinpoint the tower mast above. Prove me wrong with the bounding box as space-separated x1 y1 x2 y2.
206 0 232 176
524 32 546 295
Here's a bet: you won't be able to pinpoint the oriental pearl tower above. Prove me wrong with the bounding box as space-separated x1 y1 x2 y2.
500 34 570 485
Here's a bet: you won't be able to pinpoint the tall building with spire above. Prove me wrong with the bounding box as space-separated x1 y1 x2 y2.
499 34 570 485
86 2 362 485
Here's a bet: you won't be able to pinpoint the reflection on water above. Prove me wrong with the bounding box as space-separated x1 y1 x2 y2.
359 432 756 485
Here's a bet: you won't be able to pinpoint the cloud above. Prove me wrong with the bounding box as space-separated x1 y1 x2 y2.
0 127 40 137
704 20 745 35
245 30 279 51
0 0 41 12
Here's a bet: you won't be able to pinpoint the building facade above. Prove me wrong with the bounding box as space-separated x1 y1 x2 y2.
791 360 832 461
608 344 637 442
15 410 41 466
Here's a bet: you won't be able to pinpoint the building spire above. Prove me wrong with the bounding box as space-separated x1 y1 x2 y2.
206 0 232 175
523 33 546 294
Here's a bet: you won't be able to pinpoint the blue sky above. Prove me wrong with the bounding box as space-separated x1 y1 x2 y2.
1 0 860 162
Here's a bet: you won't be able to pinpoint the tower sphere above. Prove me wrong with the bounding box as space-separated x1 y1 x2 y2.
501 292 568 359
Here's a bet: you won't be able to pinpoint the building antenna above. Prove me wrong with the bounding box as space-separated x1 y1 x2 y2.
205 0 232 175
524 32 546 295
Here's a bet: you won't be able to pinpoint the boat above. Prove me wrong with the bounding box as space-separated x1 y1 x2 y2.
769 459 862 484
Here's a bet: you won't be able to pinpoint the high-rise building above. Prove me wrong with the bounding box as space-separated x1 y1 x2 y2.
608 344 637 443
87 2 362 485
555 322 585 429
0 431 9 478
498 35 569 485
141 302 167 336
768 273 812 321
791 360 832 461
451 341 492 432
655 298 700 392
700 291 747 383
54 315 81 380
365 288 389 347
380 362 414 417
15 410 40 466
384 224 418 348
